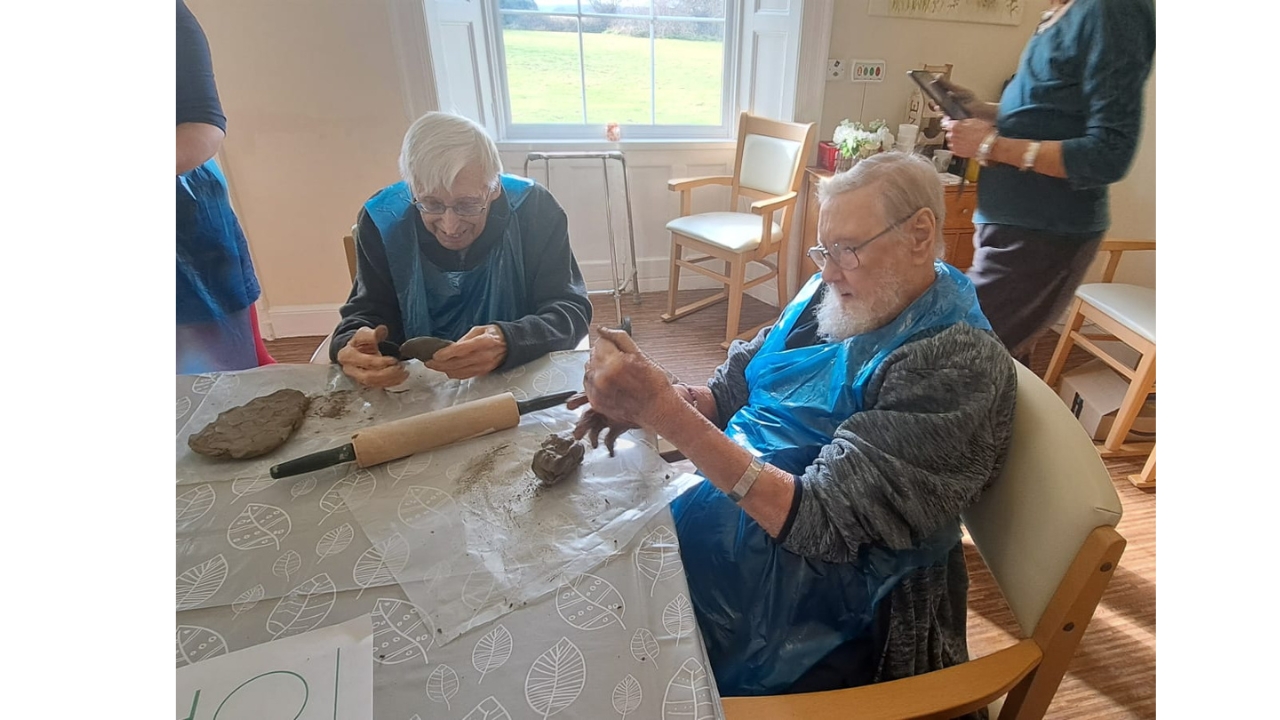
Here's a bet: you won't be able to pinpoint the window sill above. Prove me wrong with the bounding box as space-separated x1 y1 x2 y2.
497 138 737 153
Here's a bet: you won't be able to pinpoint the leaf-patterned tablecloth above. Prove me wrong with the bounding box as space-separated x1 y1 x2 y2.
176 352 725 720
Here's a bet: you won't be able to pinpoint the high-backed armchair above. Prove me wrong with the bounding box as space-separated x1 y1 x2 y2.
720 363 1126 720
662 113 817 349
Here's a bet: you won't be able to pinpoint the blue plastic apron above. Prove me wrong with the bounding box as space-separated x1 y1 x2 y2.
365 174 535 341
671 261 992 695
175 158 261 373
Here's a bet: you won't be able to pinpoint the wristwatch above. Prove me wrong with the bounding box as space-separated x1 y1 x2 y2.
976 130 1000 167
1020 141 1042 171
727 458 765 503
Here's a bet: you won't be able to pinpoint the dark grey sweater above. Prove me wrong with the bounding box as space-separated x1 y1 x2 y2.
329 183 592 370
706 318 1017 694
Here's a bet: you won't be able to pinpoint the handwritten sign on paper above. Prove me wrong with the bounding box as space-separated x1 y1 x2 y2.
176 615 373 720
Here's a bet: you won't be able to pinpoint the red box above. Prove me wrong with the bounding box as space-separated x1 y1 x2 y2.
818 141 839 172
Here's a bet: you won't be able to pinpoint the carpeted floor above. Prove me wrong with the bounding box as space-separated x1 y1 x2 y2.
267 288 1155 719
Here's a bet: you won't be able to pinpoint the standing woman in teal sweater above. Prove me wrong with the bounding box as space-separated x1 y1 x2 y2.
940 0 1156 363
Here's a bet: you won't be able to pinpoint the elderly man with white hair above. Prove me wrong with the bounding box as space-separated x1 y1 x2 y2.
570 152 1017 699
330 112 592 386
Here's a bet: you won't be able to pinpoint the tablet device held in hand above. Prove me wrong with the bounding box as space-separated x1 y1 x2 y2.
908 70 971 120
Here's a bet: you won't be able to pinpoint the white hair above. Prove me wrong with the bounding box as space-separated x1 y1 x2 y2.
817 151 946 256
814 259 908 340
398 112 502 196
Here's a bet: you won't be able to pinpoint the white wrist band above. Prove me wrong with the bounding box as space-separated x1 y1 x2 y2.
728 458 765 503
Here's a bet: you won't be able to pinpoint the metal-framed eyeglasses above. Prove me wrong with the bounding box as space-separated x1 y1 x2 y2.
806 209 922 271
411 196 492 217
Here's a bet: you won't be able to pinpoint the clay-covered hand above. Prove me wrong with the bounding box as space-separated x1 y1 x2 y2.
581 326 681 431
942 117 996 159
567 392 637 456
336 325 409 389
426 324 508 379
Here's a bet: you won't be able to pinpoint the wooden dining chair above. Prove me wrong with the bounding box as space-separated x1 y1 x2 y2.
342 229 357 285
309 225 359 364
720 363 1126 720
1129 445 1155 489
1043 239 1156 473
662 112 817 349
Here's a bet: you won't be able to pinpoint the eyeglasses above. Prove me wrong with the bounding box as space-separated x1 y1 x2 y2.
411 197 491 217
807 209 922 271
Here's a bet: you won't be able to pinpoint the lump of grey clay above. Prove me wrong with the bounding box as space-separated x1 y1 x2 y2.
188 389 311 460
399 336 453 362
532 431 585 487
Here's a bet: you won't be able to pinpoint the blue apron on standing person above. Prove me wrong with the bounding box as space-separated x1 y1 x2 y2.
176 158 262 374
364 174 535 341
671 261 992 696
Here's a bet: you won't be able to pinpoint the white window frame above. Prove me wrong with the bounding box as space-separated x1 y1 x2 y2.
484 1 741 142
415 0 806 146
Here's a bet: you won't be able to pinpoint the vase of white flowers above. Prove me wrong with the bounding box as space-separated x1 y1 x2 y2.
832 119 895 172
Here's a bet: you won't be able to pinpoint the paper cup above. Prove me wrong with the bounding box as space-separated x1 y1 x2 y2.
895 124 919 152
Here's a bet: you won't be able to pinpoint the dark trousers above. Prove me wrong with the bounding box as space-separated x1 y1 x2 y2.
967 224 1105 363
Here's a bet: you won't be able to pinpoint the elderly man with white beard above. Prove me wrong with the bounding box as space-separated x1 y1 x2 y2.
569 152 1018 702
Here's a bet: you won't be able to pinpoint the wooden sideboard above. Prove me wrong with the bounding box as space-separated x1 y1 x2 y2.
797 167 978 283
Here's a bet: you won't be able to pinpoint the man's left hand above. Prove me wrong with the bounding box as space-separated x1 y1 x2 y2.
426 325 508 379
942 117 995 159
581 326 680 429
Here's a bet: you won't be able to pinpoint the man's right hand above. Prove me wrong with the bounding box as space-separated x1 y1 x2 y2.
336 325 409 388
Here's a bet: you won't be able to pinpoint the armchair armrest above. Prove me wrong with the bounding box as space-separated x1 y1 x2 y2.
1099 238 1156 253
668 175 733 192
720 640 1042 720
1096 238 1155 283
750 191 798 215
749 192 798 253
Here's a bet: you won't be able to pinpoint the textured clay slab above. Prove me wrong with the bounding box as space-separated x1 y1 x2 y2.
531 431 585 487
188 389 311 460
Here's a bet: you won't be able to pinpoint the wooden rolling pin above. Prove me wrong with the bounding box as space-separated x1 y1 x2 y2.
269 390 575 479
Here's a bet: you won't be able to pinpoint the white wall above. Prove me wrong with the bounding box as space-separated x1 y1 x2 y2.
819 3 1041 142
192 0 1154 338
189 0 427 337
1097 63 1156 287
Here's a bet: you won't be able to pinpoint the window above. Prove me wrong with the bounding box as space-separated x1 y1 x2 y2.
491 1 736 140
419 0 804 144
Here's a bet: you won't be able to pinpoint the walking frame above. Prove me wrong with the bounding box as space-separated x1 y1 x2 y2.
523 151 641 334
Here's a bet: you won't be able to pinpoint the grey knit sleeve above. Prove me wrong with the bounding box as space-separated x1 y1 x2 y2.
779 324 1017 563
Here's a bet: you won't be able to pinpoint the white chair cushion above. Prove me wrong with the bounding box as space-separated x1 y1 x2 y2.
1076 283 1156 344
739 134 802 196
666 212 782 253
